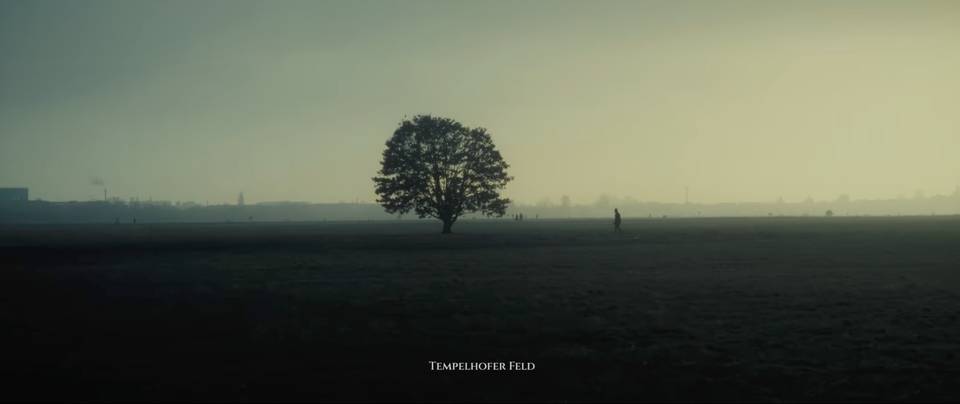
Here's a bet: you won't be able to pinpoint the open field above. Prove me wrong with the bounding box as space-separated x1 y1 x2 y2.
3 217 960 401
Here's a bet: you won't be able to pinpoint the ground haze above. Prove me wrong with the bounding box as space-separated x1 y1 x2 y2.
3 217 960 401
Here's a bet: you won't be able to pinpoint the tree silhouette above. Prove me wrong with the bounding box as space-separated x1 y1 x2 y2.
373 115 512 234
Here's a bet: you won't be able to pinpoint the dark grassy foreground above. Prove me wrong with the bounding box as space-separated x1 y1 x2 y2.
3 217 960 402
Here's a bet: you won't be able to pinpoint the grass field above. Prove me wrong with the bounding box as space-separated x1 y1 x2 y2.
3 217 960 401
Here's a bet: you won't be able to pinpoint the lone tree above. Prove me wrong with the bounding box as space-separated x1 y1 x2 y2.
373 115 512 234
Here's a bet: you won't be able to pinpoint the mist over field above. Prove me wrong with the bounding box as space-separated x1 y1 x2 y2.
3 1 960 402
2 192 959 224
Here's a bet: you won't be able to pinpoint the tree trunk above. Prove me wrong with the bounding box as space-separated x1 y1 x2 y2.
441 219 453 234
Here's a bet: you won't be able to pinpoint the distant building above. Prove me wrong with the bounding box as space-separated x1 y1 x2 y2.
0 188 28 201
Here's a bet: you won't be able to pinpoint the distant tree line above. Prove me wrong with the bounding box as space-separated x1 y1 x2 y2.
3 191 958 223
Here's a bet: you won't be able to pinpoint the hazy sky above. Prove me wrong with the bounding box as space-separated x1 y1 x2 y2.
2 0 958 204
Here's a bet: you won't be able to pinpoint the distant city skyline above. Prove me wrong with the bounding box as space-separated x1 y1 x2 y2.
10 185 959 209
3 185 958 225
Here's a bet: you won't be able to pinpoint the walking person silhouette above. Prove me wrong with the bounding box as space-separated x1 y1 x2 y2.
614 208 622 233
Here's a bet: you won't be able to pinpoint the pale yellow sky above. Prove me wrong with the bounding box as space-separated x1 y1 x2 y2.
1 0 958 204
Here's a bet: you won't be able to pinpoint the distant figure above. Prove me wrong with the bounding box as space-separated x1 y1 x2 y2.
614 208 622 233
520 213 524 221
133 217 137 224
114 217 119 225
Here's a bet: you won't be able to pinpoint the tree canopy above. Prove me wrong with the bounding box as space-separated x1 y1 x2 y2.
373 115 512 233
